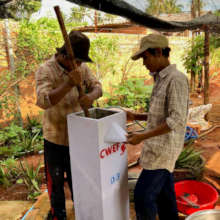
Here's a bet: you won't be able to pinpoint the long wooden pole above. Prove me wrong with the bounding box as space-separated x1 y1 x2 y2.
198 0 201 17
190 0 196 92
204 25 210 105
54 6 89 117
94 10 98 33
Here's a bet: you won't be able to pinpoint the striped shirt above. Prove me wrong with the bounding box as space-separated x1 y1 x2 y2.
140 64 189 172
35 55 102 146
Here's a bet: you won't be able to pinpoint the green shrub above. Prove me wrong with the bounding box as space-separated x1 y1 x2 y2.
183 35 220 77
105 78 153 111
0 157 43 200
19 160 43 200
0 158 19 187
0 121 43 160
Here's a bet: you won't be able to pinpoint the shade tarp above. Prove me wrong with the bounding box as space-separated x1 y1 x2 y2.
67 0 220 33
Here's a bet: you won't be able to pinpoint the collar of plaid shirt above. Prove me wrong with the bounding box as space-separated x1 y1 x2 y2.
53 55 69 77
152 64 177 81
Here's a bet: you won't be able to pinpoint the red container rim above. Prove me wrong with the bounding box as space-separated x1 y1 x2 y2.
175 180 219 208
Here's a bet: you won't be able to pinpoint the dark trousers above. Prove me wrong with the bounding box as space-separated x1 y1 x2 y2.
134 169 179 220
44 139 73 220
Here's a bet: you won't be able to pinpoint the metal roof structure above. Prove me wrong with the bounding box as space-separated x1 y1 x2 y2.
66 0 220 33
75 21 147 34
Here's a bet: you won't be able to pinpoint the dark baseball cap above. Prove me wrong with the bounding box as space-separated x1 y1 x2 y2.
56 30 93 63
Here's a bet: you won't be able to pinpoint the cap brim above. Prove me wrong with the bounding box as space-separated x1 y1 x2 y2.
131 47 148 60
56 45 93 63
76 56 93 63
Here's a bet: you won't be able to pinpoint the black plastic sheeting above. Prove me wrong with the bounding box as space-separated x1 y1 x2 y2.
67 0 220 33
0 0 13 18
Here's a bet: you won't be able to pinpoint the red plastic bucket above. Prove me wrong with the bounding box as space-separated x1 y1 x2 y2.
175 180 218 215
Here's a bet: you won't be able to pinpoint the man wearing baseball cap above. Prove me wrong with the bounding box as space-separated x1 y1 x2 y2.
126 34 189 220
35 30 102 220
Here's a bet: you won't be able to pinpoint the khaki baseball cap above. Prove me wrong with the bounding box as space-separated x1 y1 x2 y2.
131 34 169 60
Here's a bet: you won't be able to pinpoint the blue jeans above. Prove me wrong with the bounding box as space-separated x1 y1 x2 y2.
134 169 179 220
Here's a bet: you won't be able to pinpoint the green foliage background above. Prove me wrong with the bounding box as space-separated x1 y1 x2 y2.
14 18 152 111
183 34 220 76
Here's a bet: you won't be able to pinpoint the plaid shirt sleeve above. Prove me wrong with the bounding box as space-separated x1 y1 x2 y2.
166 78 189 132
35 65 53 109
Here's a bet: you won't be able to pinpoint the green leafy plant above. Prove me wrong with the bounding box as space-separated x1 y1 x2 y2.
0 69 20 120
183 35 204 77
0 158 43 200
105 78 153 111
19 130 42 153
5 0 41 20
89 36 119 80
0 166 10 187
19 160 43 200
0 121 43 159
25 115 43 136
146 0 183 15
0 123 26 146
0 158 19 187
16 18 88 76
176 146 203 169
175 143 204 179
183 34 220 90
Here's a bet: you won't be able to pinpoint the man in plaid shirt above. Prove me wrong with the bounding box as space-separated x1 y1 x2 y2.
35 31 102 220
126 34 189 220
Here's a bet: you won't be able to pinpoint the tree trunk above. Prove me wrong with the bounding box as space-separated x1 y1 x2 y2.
198 67 203 90
191 67 196 92
4 19 23 126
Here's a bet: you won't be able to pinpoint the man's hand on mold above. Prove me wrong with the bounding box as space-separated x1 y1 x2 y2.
126 132 143 145
79 94 93 109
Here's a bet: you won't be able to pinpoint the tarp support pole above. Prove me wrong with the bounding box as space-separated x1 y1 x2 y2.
204 25 210 106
